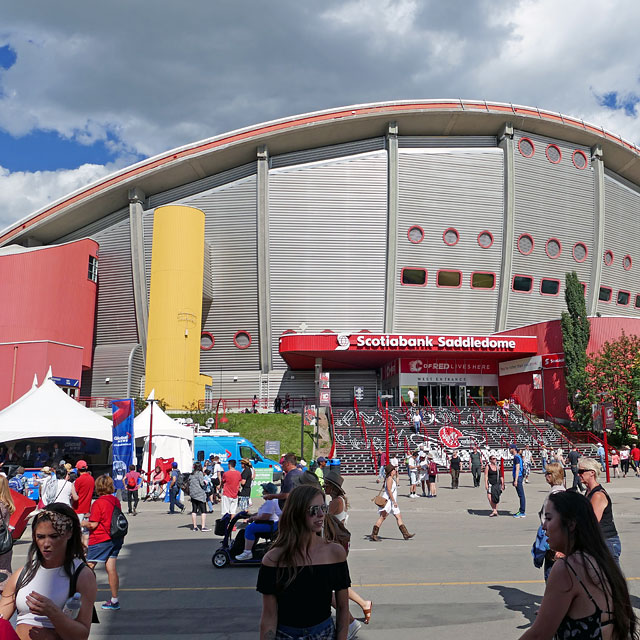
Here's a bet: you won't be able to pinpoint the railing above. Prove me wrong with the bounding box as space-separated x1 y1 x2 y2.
77 396 115 409
445 395 462 426
354 395 360 425
370 440 379 474
545 412 577 449
490 394 520 443
328 407 336 459
360 416 369 446
467 396 490 445
198 396 311 412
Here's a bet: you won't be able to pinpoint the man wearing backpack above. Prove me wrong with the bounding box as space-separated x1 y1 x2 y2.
167 462 185 515
124 464 142 516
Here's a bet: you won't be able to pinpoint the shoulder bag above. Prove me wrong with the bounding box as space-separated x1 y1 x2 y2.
372 482 387 508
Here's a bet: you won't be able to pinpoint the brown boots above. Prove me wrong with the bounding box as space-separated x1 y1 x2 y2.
399 524 414 540
369 526 380 541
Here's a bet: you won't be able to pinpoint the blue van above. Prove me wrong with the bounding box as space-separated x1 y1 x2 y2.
193 431 282 481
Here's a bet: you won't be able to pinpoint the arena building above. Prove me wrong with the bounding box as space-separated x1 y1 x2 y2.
1 100 639 421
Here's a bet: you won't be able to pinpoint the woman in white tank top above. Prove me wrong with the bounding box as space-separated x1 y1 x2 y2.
0 503 97 640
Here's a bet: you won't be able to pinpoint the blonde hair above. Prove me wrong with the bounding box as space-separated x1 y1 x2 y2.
544 462 564 486
0 476 15 514
578 457 601 479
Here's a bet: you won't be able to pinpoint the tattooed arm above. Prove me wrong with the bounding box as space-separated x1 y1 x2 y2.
260 594 278 640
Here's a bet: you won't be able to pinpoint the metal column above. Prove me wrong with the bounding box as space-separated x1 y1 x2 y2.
128 187 149 360
384 122 399 333
257 145 273 373
587 145 604 316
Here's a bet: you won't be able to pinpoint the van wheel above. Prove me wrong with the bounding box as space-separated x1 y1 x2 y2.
212 550 229 568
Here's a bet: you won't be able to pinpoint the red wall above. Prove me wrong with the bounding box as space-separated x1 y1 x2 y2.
497 317 640 422
0 239 98 409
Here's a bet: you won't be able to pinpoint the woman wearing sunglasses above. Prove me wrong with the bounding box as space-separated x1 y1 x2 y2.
518 491 636 640
258 484 351 639
578 457 622 566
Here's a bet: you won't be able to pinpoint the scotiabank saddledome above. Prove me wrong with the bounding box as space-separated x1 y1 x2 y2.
1 100 639 421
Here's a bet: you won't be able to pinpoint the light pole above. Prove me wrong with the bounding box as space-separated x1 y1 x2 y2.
146 389 158 498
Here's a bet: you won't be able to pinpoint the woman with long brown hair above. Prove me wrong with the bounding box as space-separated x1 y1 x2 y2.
0 476 15 583
258 484 351 639
519 491 637 640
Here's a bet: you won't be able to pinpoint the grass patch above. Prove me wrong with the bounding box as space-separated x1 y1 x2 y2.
173 412 316 460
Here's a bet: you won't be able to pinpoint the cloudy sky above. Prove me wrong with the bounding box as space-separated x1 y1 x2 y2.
1 0 639 230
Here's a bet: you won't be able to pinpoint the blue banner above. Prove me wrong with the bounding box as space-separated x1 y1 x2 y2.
111 399 135 492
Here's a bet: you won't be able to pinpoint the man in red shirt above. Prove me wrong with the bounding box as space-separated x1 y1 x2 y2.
74 460 96 545
221 459 242 516
631 444 640 477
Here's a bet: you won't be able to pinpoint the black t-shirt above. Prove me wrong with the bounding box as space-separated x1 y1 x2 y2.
567 450 580 466
450 457 461 471
239 468 252 497
257 561 351 627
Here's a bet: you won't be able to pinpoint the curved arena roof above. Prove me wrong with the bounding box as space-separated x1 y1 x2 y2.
2 99 640 247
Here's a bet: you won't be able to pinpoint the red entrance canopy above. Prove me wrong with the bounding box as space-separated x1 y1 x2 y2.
279 332 539 370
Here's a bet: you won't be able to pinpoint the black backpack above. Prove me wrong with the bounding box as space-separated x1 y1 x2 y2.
180 472 190 496
110 503 129 540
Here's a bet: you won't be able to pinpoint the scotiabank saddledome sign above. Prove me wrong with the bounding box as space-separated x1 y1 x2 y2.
337 333 526 353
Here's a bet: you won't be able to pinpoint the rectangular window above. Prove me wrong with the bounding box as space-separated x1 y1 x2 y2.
617 290 630 306
540 279 560 296
581 282 586 296
436 270 462 288
471 272 495 289
512 275 533 292
598 286 612 302
635 294 640 309
88 255 98 282
401 268 427 286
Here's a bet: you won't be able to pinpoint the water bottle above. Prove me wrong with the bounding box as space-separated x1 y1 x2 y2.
62 592 81 619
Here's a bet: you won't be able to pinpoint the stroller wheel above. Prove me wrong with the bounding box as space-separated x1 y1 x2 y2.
212 550 230 568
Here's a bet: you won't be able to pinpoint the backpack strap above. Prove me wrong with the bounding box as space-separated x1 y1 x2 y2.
69 562 100 624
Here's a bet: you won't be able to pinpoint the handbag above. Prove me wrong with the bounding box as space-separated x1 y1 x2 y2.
372 482 388 508
0 520 13 555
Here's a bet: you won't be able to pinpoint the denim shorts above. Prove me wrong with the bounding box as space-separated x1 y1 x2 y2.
276 617 335 639
87 539 123 563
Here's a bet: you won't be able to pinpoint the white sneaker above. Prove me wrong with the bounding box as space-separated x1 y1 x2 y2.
235 550 253 561
347 619 361 639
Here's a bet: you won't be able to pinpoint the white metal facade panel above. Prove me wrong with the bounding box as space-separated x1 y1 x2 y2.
395 149 504 333
87 343 140 398
270 138 385 169
399 136 497 148
268 152 388 368
508 131 595 327
185 176 260 372
601 174 640 315
53 207 130 244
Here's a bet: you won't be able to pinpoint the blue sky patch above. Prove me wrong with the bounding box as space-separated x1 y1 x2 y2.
596 90 640 117
0 129 128 172
0 45 17 70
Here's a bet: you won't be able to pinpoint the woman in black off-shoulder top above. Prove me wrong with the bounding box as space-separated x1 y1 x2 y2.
257 484 350 640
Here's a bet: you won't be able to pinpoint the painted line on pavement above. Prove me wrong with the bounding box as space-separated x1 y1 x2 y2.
97 577 640 592
478 544 530 548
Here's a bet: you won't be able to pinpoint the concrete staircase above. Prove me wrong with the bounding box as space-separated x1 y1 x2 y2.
332 405 597 476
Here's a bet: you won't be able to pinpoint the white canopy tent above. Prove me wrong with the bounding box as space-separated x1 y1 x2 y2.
135 403 194 471
0 376 113 443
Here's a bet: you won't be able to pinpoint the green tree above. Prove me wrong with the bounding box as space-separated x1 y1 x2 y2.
133 396 168 416
586 332 640 439
560 271 591 428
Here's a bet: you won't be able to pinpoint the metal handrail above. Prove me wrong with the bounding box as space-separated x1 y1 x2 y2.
360 415 369 446
328 407 336 459
445 395 462 425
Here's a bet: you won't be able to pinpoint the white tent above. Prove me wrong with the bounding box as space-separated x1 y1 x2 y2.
0 376 113 443
135 404 194 471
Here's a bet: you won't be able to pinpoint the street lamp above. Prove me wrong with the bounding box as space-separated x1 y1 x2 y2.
146 389 158 498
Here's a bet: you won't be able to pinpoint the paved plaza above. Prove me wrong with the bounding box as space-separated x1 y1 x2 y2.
12 469 638 639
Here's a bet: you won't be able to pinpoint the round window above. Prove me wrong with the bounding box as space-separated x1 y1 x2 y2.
518 234 534 255
603 250 614 266
573 243 587 262
233 331 252 349
623 255 632 271
443 228 459 246
572 150 588 170
200 332 214 351
518 138 535 158
477 231 494 249
546 144 562 164
546 238 561 259
407 225 424 244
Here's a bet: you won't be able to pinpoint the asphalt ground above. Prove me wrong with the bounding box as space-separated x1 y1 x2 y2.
11 470 639 639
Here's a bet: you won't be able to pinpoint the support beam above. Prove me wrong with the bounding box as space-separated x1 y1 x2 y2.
256 145 272 372
495 123 515 332
587 145 605 315
384 122 399 333
129 187 148 360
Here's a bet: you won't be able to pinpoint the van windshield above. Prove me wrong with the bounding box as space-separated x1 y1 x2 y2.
240 445 263 463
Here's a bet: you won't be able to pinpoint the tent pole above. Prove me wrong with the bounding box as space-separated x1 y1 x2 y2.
147 401 154 498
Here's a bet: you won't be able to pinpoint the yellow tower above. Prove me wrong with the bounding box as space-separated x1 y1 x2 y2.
145 205 212 409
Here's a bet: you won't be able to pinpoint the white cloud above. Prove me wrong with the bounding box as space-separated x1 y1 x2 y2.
0 0 639 228
0 163 115 230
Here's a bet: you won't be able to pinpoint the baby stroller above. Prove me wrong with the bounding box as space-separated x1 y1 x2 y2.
212 511 277 568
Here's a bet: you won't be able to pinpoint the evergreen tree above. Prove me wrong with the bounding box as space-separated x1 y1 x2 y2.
560 271 591 428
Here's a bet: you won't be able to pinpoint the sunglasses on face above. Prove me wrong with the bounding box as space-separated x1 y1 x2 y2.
577 468 592 475
307 504 329 517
